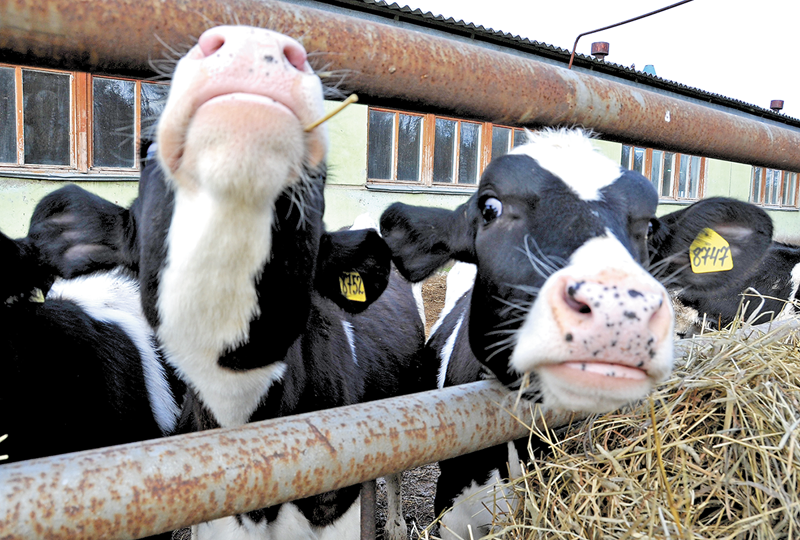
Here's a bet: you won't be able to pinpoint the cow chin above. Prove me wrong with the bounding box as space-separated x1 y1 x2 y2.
171 98 306 202
537 364 655 413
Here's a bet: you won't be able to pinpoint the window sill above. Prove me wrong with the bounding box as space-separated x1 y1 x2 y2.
366 183 476 195
755 205 800 212
656 199 700 206
0 170 139 182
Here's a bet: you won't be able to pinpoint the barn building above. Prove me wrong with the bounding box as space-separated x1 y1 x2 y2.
1 0 798 241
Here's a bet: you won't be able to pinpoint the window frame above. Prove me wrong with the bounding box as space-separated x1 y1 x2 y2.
621 145 707 201
0 63 167 176
366 106 524 189
750 167 800 209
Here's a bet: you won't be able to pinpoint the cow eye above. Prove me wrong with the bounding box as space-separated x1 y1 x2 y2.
480 197 503 224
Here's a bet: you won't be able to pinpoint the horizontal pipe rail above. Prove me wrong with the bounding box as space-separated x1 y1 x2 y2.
1 0 800 171
0 381 579 540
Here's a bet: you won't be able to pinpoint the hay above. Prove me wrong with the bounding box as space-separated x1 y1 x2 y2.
426 321 800 540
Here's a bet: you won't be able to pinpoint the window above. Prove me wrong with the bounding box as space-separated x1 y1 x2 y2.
750 167 799 208
621 145 706 200
367 107 526 187
0 64 168 174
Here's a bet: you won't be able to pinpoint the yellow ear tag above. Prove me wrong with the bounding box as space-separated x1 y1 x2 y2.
689 228 734 274
29 288 45 303
339 271 366 302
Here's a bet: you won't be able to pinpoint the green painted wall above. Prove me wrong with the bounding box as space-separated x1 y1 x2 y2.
0 178 138 238
324 101 368 187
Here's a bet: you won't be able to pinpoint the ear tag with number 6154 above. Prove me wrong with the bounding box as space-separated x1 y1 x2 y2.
339 271 366 302
689 228 734 274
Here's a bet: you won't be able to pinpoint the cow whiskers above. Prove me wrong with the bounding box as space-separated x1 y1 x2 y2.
519 235 565 280
286 169 323 229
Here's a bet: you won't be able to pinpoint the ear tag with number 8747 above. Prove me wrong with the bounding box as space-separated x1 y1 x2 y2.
689 228 734 274
339 271 366 302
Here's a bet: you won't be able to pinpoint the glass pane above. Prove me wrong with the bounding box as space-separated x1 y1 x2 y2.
22 70 70 166
458 122 480 185
368 110 394 180
93 78 136 168
632 147 645 175
140 82 169 144
650 150 663 192
0 67 16 164
678 156 689 198
433 118 457 183
513 130 527 148
491 127 511 161
662 152 675 197
396 114 422 182
688 155 701 199
768 169 782 205
621 145 632 169
782 172 797 207
751 168 762 203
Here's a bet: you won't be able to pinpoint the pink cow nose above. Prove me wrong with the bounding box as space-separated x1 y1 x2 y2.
196 26 309 71
555 275 671 365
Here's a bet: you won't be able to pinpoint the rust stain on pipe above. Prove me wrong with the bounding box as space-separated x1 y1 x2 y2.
1 0 799 171
0 381 576 540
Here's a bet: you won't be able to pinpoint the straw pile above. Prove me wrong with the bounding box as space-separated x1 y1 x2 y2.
427 320 800 540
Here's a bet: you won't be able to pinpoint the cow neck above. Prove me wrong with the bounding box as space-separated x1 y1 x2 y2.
156 187 281 427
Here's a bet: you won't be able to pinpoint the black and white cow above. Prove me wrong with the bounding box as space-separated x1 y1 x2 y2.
379 128 774 539
27 26 424 540
652 202 796 332
0 231 181 466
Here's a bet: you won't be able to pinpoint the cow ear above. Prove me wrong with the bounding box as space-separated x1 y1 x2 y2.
315 229 392 314
649 197 773 293
27 185 138 278
0 231 52 304
380 202 477 282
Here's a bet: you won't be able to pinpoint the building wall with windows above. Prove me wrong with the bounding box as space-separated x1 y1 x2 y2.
319 101 800 242
0 63 167 237
3 86 800 242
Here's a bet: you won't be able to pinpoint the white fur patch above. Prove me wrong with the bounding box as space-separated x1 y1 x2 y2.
429 262 476 338
787 261 800 315
439 458 519 540
48 271 179 434
510 128 622 202
158 189 288 428
437 313 465 390
349 213 379 232
341 320 358 366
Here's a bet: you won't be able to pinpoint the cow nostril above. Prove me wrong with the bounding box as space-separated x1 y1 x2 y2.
198 31 225 58
282 41 308 71
565 294 592 315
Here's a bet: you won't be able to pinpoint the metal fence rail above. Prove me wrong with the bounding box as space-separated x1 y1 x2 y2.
0 381 578 540
1 0 800 171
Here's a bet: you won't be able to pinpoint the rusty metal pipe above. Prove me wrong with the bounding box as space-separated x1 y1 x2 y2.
1 0 800 171
0 381 577 540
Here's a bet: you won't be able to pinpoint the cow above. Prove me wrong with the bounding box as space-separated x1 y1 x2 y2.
652 202 797 332
379 128 774 539
26 26 424 540
0 230 182 467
